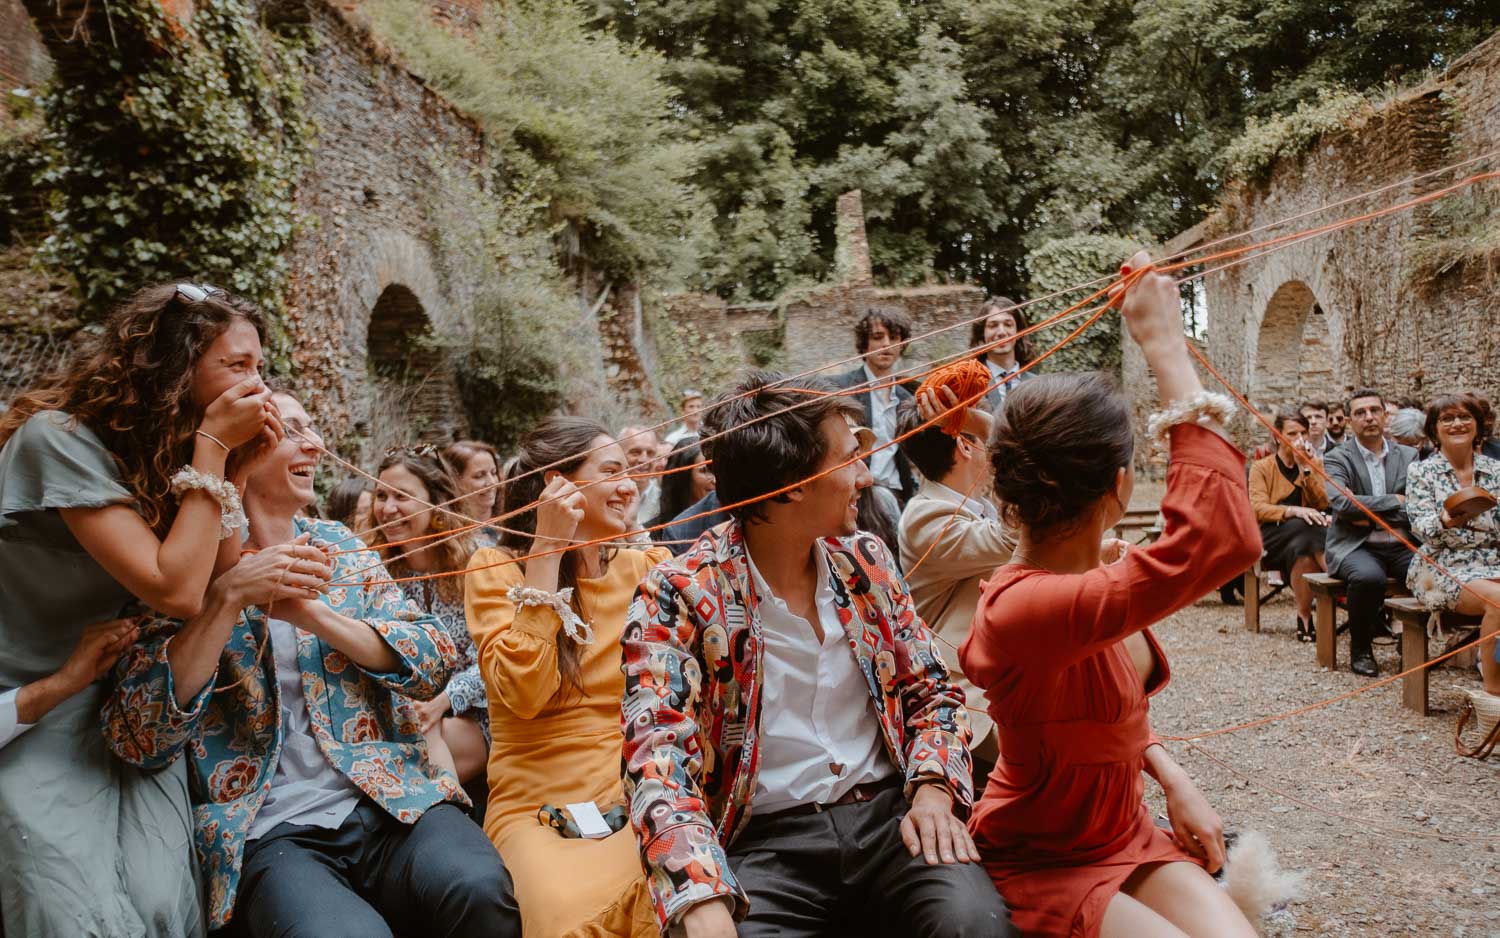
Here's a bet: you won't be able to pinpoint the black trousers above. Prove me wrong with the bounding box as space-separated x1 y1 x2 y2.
728 787 1014 937
231 801 519 938
1332 540 1413 653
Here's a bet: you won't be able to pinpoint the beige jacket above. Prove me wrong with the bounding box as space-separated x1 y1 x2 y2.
897 478 1015 757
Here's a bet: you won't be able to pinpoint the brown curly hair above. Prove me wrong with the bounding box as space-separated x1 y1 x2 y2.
370 450 476 606
0 283 265 536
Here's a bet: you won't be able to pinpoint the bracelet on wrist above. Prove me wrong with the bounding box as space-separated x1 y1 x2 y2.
195 429 231 454
171 466 247 539
506 585 594 645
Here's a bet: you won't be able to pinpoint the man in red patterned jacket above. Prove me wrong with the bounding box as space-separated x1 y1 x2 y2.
621 370 1013 938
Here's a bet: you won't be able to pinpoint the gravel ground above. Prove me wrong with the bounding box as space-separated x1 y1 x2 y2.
1138 566 1498 936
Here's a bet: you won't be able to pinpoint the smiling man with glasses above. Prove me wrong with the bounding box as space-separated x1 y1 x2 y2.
1324 388 1419 677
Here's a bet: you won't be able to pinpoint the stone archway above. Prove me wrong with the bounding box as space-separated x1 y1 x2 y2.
1251 280 1337 411
365 283 463 451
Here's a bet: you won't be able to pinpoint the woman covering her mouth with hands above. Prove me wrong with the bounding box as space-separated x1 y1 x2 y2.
0 283 281 937
465 416 670 938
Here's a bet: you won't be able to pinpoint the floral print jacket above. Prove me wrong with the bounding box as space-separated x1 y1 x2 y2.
100 517 466 929
621 519 974 930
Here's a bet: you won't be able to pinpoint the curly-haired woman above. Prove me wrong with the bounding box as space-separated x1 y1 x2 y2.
466 416 669 937
0 282 283 937
370 447 488 786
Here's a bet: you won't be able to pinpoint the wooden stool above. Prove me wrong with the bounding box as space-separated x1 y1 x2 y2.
1384 596 1483 715
1304 573 1404 669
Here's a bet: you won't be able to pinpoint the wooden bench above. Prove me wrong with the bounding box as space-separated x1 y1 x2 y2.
1303 573 1404 670
1384 596 1483 715
1114 508 1163 545
1242 561 1288 633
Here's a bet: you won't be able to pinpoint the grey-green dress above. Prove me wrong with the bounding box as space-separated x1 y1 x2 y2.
0 411 204 938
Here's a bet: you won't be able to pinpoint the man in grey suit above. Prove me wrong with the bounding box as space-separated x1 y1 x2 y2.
1324 389 1418 677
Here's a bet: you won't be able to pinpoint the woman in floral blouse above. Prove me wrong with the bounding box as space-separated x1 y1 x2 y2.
371 448 488 785
1405 392 1500 695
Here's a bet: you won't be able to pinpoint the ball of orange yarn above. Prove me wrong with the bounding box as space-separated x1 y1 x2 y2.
916 360 993 436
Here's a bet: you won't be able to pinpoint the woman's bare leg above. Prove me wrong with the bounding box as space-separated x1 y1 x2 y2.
1455 579 1500 694
1122 861 1258 938
1101 890 1189 938
442 715 489 784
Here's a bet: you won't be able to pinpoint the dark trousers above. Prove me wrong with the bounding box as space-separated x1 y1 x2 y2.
728 787 1013 937
1332 540 1414 653
232 801 518 938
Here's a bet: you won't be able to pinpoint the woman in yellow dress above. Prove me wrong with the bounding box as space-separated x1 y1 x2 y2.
466 416 667 938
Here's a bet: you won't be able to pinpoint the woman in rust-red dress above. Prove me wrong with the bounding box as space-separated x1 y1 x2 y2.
960 255 1263 938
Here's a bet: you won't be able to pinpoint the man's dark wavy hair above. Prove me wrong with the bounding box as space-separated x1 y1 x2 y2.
702 370 864 525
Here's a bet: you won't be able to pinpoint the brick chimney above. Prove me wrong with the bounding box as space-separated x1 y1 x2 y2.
834 190 873 287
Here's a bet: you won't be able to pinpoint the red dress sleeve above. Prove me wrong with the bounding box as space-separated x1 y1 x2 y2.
971 423 1261 672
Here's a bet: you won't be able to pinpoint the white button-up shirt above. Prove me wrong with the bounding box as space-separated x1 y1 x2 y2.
747 543 894 815
1357 438 1396 543
985 359 1020 405
863 364 902 492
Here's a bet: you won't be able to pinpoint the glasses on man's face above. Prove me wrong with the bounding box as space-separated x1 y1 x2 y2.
1438 413 1476 427
175 282 225 303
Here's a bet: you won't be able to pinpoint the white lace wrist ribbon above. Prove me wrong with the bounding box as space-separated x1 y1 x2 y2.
170 466 246 539
1146 391 1237 446
506 585 594 645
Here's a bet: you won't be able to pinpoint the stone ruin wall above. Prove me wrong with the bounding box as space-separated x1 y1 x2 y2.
1127 30 1500 466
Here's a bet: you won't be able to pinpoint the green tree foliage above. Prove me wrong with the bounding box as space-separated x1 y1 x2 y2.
598 0 1497 300
32 0 310 316
368 0 709 286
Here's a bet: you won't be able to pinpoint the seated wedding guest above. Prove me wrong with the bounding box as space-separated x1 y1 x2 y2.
1325 390 1418 677
970 296 1035 413
1406 393 1500 696
963 253 1260 938
619 424 666 522
1249 410 1330 642
623 370 1011 938
1326 400 1348 446
324 477 373 535
896 391 1013 773
465 416 667 937
1298 400 1331 453
0 282 278 938
372 448 488 785
857 482 904 562
102 391 518 938
1389 408 1430 456
1384 399 1402 424
446 439 503 548
658 487 728 555
648 435 715 534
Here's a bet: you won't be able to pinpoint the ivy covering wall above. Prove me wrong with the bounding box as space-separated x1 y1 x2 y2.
31 0 311 321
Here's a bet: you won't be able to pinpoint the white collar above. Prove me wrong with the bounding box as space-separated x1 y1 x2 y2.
928 479 996 520
1357 437 1389 462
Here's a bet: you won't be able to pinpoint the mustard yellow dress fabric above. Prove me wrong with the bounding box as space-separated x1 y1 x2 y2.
466 545 670 938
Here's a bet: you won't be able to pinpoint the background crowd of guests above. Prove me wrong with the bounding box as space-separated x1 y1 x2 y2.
1247 390 1500 680
0 274 1490 938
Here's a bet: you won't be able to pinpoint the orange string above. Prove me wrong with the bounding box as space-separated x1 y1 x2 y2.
915 360 993 436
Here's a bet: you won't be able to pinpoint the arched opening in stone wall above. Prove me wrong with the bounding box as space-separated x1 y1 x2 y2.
1251 280 1337 413
366 283 463 451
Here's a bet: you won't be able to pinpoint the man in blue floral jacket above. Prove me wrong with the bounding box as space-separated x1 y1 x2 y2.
103 392 518 937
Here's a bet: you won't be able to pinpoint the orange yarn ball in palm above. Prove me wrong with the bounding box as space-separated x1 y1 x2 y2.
916 360 993 436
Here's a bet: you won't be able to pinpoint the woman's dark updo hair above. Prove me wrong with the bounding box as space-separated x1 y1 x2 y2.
989 372 1134 535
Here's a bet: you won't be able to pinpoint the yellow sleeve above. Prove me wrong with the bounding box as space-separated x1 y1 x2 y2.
464 547 564 720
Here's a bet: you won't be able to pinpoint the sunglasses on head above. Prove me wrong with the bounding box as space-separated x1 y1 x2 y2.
175 282 226 303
